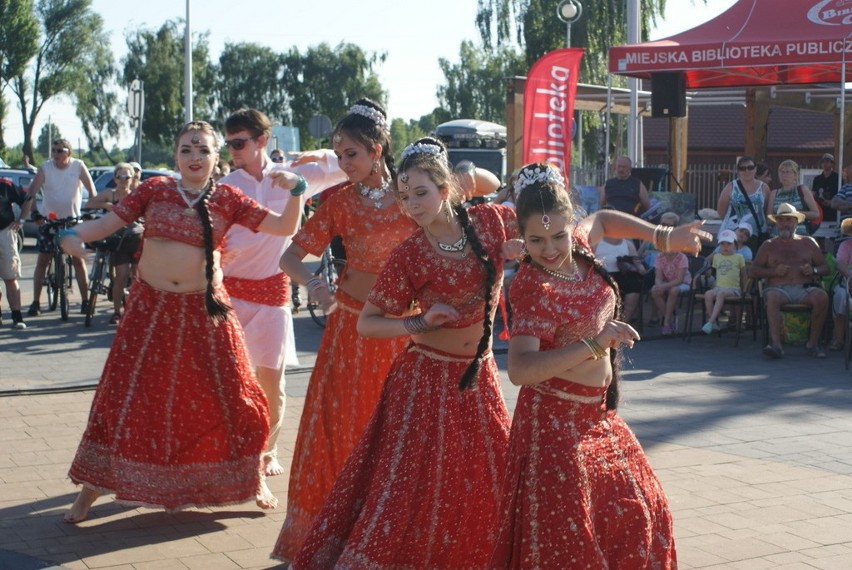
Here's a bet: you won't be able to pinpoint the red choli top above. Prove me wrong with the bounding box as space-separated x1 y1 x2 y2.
368 204 517 328
293 184 417 274
112 177 270 249
509 225 617 350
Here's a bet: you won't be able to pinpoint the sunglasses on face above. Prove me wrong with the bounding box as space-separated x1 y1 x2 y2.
115 174 132 180
737 164 756 171
52 148 68 154
271 156 284 163
224 137 254 151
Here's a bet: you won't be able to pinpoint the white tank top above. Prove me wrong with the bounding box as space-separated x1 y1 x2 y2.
40 158 84 218
594 239 630 273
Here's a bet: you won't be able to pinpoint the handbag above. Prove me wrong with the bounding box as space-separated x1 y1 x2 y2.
796 185 823 235
616 255 641 273
735 180 771 249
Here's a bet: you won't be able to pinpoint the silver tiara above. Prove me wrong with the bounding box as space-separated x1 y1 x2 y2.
348 104 389 132
514 165 565 195
400 142 444 162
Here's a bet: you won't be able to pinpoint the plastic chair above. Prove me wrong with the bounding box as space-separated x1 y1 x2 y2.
685 274 759 346
759 279 824 348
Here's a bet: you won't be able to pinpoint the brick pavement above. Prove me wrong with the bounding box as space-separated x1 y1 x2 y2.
3 243 852 568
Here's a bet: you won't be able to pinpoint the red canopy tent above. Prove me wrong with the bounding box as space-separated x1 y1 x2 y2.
609 0 852 88
607 0 852 195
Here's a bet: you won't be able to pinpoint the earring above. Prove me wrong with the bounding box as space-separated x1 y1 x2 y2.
444 200 452 223
372 161 379 174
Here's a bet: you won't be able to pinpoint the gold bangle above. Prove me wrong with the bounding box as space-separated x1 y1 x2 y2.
582 337 607 360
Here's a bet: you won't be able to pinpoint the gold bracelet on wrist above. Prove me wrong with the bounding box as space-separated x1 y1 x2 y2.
581 337 607 360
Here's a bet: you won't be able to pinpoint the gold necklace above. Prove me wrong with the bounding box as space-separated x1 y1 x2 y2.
534 259 582 282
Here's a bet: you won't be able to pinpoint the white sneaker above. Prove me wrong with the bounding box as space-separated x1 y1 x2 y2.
701 322 714 335
13 321 26 330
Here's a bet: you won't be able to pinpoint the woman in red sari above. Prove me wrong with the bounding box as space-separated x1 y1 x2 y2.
490 163 709 569
59 121 307 523
275 99 418 558
274 138 515 568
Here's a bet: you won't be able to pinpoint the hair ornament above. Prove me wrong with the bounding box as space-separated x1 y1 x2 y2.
347 104 389 132
400 142 443 162
333 133 343 144
191 134 200 145
514 164 565 195
399 172 409 191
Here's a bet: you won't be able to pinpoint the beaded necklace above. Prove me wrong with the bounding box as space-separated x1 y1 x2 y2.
358 178 392 208
533 259 582 282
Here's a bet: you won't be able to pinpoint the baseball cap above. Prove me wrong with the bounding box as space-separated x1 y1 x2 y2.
718 229 737 244
821 153 835 163
129 161 142 171
735 222 752 236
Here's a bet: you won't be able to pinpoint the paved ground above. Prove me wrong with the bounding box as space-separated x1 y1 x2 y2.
2 243 852 569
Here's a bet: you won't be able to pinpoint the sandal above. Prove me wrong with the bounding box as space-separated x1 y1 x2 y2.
806 345 826 359
762 344 784 359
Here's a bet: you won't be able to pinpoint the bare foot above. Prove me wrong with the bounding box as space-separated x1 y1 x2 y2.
263 454 286 477
64 486 100 523
256 477 278 510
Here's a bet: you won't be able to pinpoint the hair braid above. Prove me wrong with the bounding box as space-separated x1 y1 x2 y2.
456 204 497 391
197 182 232 322
572 244 622 410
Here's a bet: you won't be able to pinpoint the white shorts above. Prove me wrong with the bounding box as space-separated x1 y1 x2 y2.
0 227 21 280
231 298 299 370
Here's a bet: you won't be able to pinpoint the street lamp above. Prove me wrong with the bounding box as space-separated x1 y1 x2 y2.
556 0 583 47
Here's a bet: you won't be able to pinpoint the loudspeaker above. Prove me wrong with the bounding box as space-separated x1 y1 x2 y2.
651 72 686 118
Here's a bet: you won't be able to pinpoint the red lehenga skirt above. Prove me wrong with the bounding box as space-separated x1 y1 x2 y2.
275 289 410 560
278 343 511 569
67 279 269 510
490 381 677 569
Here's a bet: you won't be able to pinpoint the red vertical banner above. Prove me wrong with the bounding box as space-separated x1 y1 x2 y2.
523 48 584 180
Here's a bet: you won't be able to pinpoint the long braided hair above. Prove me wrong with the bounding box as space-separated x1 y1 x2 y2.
515 162 624 410
176 120 231 322
397 137 497 391
333 98 395 178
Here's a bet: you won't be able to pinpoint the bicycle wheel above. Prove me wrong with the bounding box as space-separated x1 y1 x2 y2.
58 254 69 321
85 252 106 327
308 256 345 328
45 262 57 311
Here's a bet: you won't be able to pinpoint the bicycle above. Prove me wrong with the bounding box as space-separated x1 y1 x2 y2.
84 234 119 327
40 216 82 321
307 245 346 328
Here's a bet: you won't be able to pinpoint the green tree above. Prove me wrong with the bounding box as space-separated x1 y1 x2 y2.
282 42 386 149
36 122 62 154
122 20 215 148
73 42 121 160
475 0 673 84
437 40 526 123
9 0 105 160
215 42 289 124
0 0 38 152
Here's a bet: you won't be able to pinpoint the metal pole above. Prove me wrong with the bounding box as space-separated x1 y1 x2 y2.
184 0 193 123
566 23 571 48
627 0 640 163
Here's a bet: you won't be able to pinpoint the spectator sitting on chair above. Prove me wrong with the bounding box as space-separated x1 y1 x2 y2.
600 156 650 216
829 218 852 350
651 227 691 336
750 202 828 359
702 230 746 334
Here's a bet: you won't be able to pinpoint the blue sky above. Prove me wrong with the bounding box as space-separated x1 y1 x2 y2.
3 0 737 151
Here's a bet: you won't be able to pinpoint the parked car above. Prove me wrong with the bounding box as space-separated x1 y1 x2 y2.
2 169 38 240
93 168 176 193
88 166 114 182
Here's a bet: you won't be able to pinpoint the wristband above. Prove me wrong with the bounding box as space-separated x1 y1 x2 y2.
289 175 307 197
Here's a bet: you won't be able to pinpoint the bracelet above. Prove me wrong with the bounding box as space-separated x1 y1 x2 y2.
664 226 672 253
306 276 326 291
581 337 607 360
403 314 438 335
289 175 307 197
58 228 79 241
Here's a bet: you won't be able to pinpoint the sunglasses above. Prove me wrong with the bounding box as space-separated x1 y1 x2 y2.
52 148 68 154
224 137 254 151
115 174 132 180
271 156 284 163
737 164 756 171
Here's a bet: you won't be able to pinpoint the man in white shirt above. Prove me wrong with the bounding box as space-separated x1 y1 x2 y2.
219 108 346 481
20 139 97 316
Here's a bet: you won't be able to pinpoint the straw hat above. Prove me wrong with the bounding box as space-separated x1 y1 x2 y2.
767 202 805 224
